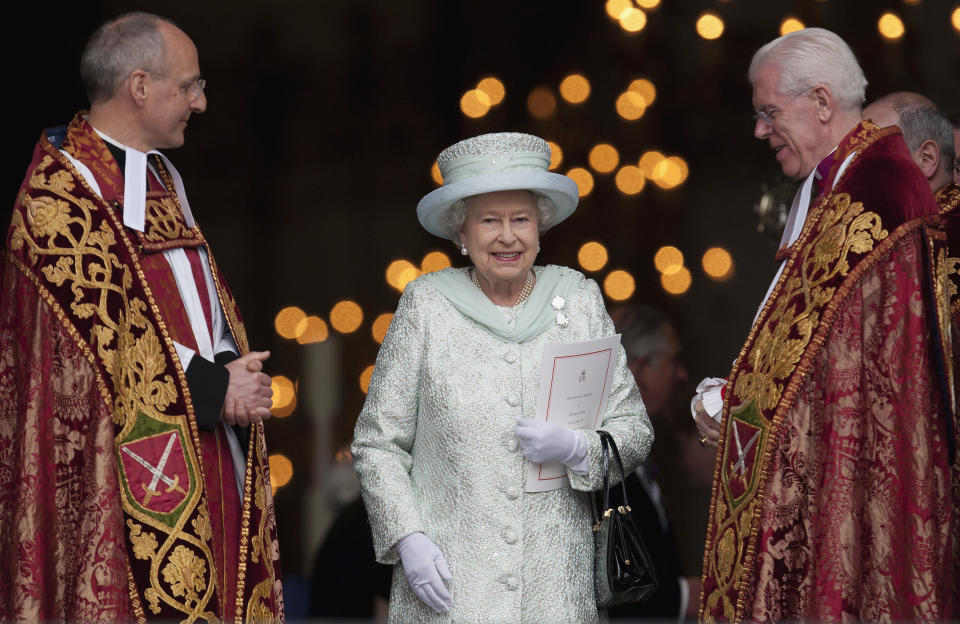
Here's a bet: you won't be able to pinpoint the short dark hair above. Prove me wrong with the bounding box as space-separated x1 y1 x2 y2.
80 12 175 103
612 305 671 363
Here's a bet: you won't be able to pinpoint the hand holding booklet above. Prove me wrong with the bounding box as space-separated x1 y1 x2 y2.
525 334 621 492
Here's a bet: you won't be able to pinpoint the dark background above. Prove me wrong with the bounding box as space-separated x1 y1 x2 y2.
7 0 960 607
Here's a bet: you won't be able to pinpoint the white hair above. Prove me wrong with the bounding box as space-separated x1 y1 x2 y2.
749 27 867 112
444 191 556 246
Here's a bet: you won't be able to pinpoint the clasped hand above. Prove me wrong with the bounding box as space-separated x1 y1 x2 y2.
222 350 273 427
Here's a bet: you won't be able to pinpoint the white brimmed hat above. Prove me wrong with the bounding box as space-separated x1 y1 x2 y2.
417 132 579 240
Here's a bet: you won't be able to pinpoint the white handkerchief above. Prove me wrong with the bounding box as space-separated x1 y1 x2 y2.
690 377 727 422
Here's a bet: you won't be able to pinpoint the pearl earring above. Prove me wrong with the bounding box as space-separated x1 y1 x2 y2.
537 243 541 252
460 244 468 256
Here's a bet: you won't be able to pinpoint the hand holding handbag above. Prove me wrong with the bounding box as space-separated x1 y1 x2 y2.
591 429 658 608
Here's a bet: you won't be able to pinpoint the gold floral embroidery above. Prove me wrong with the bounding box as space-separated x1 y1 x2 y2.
704 192 888 620
127 520 159 560
246 579 274 623
11 148 219 620
145 587 162 615
162 545 208 605
15 159 181 428
193 507 213 543
143 197 198 244
733 195 886 419
25 195 72 239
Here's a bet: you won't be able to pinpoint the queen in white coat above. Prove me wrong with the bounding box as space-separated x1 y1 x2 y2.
352 132 653 623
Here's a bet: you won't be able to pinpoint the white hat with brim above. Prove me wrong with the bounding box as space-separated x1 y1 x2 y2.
417 133 579 240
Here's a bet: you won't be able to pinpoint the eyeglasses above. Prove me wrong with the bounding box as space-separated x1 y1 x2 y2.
143 70 206 101
753 87 813 125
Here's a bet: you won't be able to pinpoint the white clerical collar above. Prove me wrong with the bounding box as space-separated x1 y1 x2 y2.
91 127 195 232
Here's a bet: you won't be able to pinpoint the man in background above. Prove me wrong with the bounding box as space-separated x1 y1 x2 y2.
609 305 701 621
864 92 954 195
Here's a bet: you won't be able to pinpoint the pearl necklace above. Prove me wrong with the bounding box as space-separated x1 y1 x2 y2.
471 268 535 306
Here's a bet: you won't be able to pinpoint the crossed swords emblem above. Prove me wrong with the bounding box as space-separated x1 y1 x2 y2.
731 421 761 478
121 432 187 505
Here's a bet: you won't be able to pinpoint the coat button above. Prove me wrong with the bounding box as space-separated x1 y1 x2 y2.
504 352 517 364
506 488 519 500
505 575 520 591
504 528 518 544
506 395 519 407
506 438 519 452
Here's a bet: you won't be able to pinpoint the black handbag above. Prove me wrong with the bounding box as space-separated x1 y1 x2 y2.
591 429 658 608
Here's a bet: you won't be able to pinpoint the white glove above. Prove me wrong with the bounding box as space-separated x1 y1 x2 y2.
514 416 588 473
396 532 453 614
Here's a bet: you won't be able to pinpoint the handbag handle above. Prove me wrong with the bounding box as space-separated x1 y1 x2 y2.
597 429 630 513
595 430 633 525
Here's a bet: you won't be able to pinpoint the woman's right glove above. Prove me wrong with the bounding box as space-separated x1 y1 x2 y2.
396 532 453 613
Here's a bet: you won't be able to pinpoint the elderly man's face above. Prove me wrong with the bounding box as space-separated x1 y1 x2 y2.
752 63 822 179
140 23 207 150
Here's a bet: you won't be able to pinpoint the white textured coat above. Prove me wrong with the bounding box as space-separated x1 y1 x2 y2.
352 268 653 623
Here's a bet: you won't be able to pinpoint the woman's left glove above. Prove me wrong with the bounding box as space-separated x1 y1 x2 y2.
515 416 588 474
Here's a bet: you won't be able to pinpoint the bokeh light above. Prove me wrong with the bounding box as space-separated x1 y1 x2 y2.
780 16 805 36
559 74 591 104
578 242 609 272
566 167 595 197
953 7 960 32
431 160 443 186
605 0 632 19
330 300 363 334
476 76 506 105
528 87 557 120
639 151 665 178
627 78 656 106
661 267 693 295
878 12 905 40
654 245 684 275
702 247 734 280
386 259 419 290
270 375 297 417
615 165 646 195
604 270 636 301
421 251 451 274
359 364 376 394
636 0 660 8
547 140 563 170
651 156 689 189
269 454 293 494
371 313 394 344
588 144 620 174
295 316 329 344
619 7 647 33
460 89 492 118
615 91 647 120
397 267 421 291
696 12 725 40
274 306 306 339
